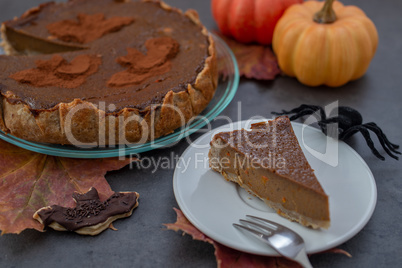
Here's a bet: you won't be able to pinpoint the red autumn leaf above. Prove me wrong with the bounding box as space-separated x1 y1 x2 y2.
164 207 214 244
216 32 280 80
165 208 351 268
0 139 134 234
321 248 352 258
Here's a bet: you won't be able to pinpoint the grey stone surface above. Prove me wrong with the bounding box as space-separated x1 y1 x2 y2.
0 0 401 267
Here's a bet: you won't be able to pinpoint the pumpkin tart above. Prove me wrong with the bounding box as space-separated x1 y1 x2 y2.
0 0 217 145
209 116 330 229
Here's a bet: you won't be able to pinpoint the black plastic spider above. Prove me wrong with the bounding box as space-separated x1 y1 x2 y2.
272 104 400 160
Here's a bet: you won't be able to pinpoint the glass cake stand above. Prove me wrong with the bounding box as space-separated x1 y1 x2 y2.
0 33 239 158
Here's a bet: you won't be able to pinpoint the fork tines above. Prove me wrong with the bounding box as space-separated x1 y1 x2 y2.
233 215 312 268
233 215 281 235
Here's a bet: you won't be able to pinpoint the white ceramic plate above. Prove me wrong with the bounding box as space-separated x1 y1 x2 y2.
173 119 377 256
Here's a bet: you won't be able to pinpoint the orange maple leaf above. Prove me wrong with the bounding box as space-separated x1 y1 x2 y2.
0 139 135 234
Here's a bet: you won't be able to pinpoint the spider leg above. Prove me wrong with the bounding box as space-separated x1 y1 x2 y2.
339 125 361 141
363 123 401 159
317 117 341 136
364 122 400 149
288 109 323 121
272 104 325 121
340 126 386 160
318 117 342 129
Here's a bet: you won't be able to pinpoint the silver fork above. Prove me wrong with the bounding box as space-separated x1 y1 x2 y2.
233 215 313 268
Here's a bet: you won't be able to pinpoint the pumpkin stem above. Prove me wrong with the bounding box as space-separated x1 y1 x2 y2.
313 0 337 24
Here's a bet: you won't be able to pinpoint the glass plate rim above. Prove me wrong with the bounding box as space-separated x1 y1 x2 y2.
0 32 239 158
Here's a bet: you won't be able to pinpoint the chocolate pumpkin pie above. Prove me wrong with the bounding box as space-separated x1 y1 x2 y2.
209 116 330 229
0 0 217 145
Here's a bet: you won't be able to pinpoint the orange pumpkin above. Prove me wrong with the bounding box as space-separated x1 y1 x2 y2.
272 0 378 87
212 0 302 44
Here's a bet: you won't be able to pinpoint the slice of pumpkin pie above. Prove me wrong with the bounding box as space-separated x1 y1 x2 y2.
209 116 330 229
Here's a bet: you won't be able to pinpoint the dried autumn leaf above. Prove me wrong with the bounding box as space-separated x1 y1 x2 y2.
165 208 351 268
164 207 214 244
216 244 302 268
216 32 280 80
0 139 134 234
321 248 352 258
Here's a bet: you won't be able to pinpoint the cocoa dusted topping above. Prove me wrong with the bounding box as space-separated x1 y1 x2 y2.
46 13 135 44
21 3 53 19
107 37 180 88
9 54 102 88
35 187 139 232
214 116 323 190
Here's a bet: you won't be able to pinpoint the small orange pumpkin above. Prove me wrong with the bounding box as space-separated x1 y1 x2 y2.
273 0 378 87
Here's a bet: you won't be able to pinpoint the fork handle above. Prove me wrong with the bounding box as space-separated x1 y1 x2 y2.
294 248 313 268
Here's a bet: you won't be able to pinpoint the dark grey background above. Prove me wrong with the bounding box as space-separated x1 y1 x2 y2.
0 0 401 267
